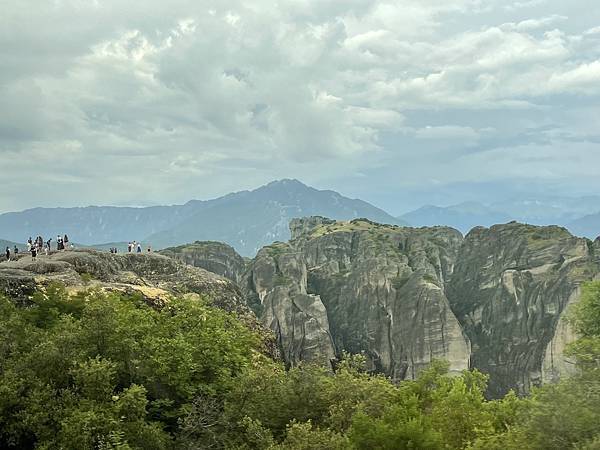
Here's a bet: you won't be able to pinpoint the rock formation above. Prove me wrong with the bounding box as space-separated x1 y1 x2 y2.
159 241 247 284
12 218 597 397
447 223 600 396
0 249 248 315
245 242 336 368
243 218 471 379
175 217 600 396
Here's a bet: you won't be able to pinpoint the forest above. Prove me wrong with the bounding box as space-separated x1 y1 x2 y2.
1 282 599 449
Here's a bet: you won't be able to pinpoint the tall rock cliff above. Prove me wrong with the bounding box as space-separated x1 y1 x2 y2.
245 218 472 379
446 223 600 396
142 218 600 396
255 219 600 394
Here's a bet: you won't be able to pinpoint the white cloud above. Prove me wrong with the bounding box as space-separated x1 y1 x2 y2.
548 61 600 94
504 0 547 12
0 0 599 212
415 126 480 140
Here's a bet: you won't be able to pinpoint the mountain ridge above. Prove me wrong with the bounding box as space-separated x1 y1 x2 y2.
400 197 600 239
0 179 406 257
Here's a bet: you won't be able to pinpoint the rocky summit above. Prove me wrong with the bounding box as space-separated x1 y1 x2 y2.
159 241 247 285
165 217 600 396
0 249 248 316
245 217 471 381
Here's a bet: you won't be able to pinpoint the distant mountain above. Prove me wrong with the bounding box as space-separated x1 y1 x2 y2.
0 179 405 257
146 179 407 255
568 213 600 240
0 203 203 246
0 239 24 253
399 202 512 234
490 196 600 225
401 196 600 236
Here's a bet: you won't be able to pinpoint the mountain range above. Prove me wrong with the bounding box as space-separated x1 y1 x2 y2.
0 179 405 256
399 197 600 238
0 180 598 257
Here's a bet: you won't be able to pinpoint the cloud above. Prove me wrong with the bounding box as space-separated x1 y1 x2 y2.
504 0 547 12
414 126 481 141
0 0 598 213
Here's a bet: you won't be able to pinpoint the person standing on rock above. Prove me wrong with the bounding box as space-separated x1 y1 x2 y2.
5 246 10 261
30 245 37 261
27 238 32 252
64 235 69 250
137 242 142 253
14 245 18 256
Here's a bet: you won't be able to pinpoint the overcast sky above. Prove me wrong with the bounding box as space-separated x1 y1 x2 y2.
1 0 599 214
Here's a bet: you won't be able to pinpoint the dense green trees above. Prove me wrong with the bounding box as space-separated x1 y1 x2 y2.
0 285 260 448
1 281 600 449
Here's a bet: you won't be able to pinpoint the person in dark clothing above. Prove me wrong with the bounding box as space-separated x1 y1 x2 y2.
64 235 69 250
14 245 18 256
30 246 37 261
5 247 10 261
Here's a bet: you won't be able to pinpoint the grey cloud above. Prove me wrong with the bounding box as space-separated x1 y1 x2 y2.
0 0 598 214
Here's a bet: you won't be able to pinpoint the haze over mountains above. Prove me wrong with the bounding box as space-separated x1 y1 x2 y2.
0 180 405 256
400 197 600 237
1 179 598 256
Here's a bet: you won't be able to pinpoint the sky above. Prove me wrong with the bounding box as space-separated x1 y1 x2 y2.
1 0 599 215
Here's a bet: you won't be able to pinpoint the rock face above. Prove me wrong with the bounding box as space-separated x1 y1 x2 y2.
244 218 472 379
0 249 248 315
447 223 600 396
61 217 597 396
159 241 247 284
236 218 599 395
245 243 336 368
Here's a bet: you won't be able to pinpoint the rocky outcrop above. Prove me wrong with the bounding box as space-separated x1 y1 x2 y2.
446 223 599 396
0 249 248 315
245 219 599 395
107 217 600 396
159 241 247 284
244 219 472 380
245 243 336 368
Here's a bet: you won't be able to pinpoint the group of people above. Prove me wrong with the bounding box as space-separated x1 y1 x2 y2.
127 241 152 253
2 234 72 262
3 235 154 262
5 245 18 261
20 234 71 260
